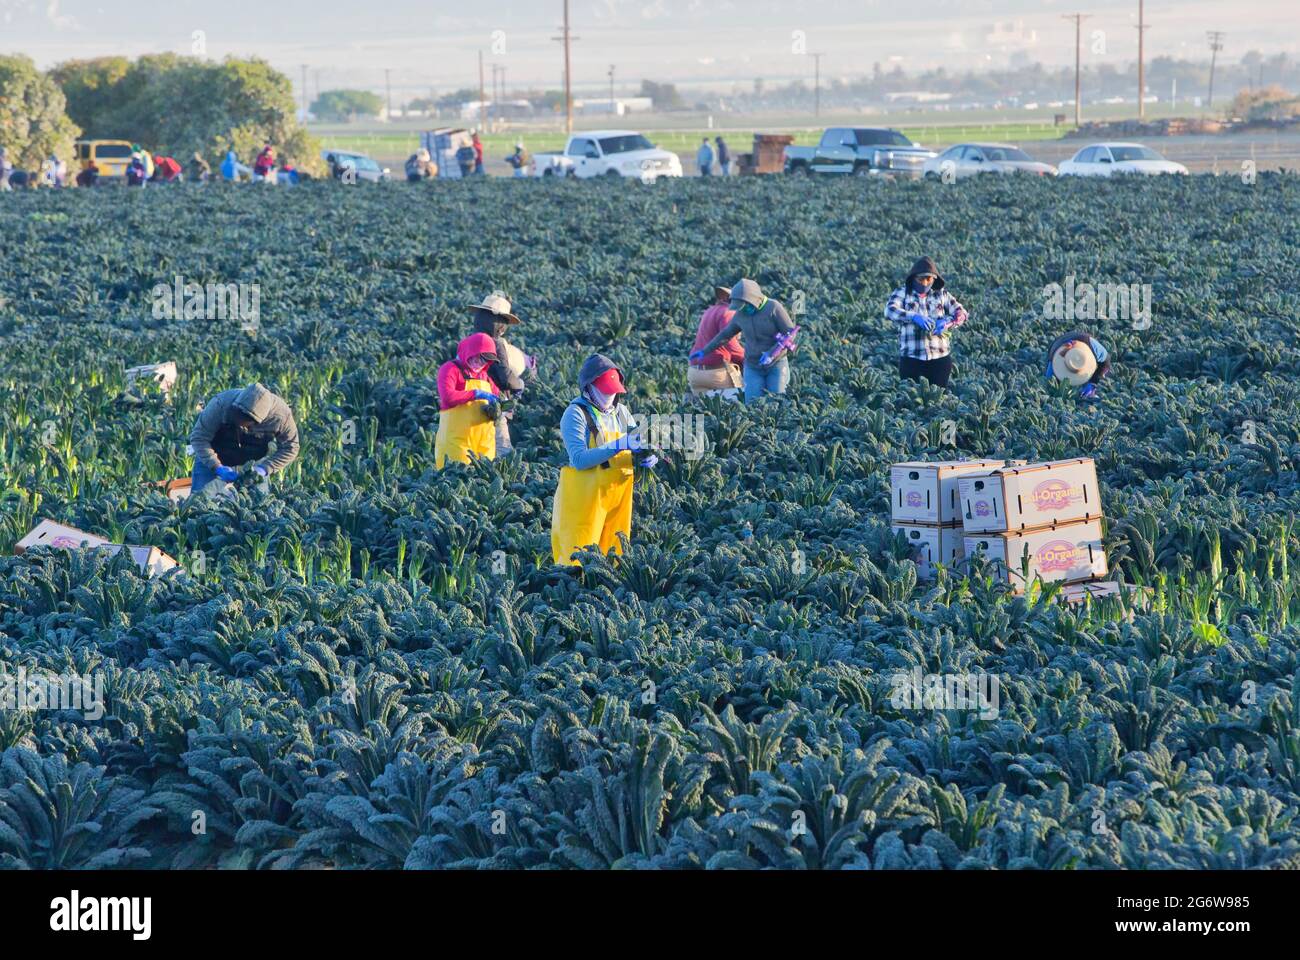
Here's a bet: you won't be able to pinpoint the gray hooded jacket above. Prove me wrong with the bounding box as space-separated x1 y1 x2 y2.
190 383 300 473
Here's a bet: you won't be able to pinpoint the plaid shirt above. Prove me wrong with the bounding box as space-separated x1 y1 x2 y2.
885 285 967 361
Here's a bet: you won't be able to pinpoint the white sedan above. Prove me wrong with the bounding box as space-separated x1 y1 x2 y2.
1058 142 1188 177
922 143 1057 180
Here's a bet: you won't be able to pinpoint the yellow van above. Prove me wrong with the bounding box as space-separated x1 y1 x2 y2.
74 140 135 179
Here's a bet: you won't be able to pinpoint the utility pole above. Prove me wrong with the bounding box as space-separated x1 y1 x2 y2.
551 0 579 134
811 52 824 118
478 50 487 130
1062 14 1089 127
385 68 392 121
301 64 308 117
1206 31 1225 108
1136 0 1147 120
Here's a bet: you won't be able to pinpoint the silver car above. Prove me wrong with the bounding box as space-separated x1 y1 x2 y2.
923 143 1057 180
320 150 391 183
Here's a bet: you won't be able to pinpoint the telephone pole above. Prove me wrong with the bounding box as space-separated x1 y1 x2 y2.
1136 0 1148 120
478 50 487 130
1206 31 1226 108
1062 14 1089 127
811 52 824 118
551 0 579 134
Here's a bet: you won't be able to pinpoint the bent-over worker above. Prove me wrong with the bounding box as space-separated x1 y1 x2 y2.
552 355 652 566
1046 332 1110 400
688 285 743 398
692 278 798 401
190 383 300 494
435 332 501 468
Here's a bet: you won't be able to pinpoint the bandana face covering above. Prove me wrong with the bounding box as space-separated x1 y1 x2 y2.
586 385 615 411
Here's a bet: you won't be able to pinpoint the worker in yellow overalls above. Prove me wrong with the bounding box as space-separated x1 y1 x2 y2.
434 332 501 468
552 354 655 565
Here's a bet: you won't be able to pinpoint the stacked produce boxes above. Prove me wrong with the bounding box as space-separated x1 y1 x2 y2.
890 460 1009 580
959 458 1108 593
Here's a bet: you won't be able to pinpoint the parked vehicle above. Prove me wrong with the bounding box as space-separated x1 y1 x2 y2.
73 140 134 181
783 128 936 178
529 131 683 181
1058 142 1189 177
319 150 391 182
922 143 1057 179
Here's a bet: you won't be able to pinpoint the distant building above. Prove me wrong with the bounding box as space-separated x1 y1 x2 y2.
459 100 537 122
574 97 653 116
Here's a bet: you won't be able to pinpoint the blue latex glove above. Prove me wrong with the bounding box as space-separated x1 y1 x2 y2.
253 464 269 478
215 465 238 482
1079 383 1099 400
638 454 659 469
689 350 706 364
933 316 951 336
910 313 936 335
472 389 497 403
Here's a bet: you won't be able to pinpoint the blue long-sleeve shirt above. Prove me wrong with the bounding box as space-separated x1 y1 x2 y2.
560 400 636 470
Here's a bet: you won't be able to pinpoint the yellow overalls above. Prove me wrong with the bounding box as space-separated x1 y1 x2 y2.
551 402 635 565
434 375 497 468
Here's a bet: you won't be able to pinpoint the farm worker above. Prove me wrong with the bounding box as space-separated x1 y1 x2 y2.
277 160 300 186
506 143 530 177
434 332 501 468
125 155 148 187
405 148 434 181
189 152 211 183
253 143 276 182
715 136 731 175
552 355 652 566
692 279 798 401
151 156 183 183
221 150 251 182
1046 332 1111 400
885 255 968 389
189 383 300 494
472 132 485 175
469 292 535 455
75 160 99 188
456 142 476 178
688 285 744 398
131 144 154 178
697 138 714 176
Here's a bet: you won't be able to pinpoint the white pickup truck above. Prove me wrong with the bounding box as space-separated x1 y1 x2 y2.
529 130 683 181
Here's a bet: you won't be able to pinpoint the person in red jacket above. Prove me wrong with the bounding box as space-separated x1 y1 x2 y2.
435 332 501 467
687 285 744 398
253 143 276 182
472 132 484 175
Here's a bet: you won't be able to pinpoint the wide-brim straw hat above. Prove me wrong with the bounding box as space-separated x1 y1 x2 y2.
1051 339 1098 386
466 292 520 324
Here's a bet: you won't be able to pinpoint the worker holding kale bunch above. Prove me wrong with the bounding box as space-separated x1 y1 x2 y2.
435 332 501 468
189 383 300 494
552 354 654 566
687 285 744 399
885 256 968 389
468 292 537 455
691 278 799 401
1045 332 1110 400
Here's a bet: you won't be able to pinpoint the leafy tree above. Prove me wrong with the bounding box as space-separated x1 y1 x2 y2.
46 56 131 135
0 55 80 168
311 89 384 122
639 80 685 110
1229 84 1300 122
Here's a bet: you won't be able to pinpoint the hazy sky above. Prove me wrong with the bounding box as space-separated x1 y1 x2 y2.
3 0 1296 97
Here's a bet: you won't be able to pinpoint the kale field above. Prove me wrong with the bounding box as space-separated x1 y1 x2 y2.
2 173 1300 870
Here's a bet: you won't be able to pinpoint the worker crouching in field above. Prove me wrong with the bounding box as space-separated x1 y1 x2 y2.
687 285 743 399
692 279 798 401
435 333 501 468
190 383 300 494
1046 332 1111 400
552 355 653 566
886 256 968 389
469 293 535 455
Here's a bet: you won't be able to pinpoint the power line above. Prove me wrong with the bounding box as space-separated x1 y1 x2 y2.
1061 14 1090 127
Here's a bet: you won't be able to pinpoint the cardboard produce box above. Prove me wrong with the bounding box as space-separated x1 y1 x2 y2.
959 458 1101 533
964 518 1107 592
15 519 179 578
893 522 965 580
125 361 178 395
148 477 193 503
891 460 1010 525
1057 580 1148 607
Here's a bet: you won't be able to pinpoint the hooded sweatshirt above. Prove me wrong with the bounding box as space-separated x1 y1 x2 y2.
438 333 501 410
560 355 637 470
190 383 300 473
884 256 967 361
471 309 527 394
698 279 795 368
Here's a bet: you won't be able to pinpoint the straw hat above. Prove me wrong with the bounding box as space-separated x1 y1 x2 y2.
1050 339 1097 386
466 292 520 324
